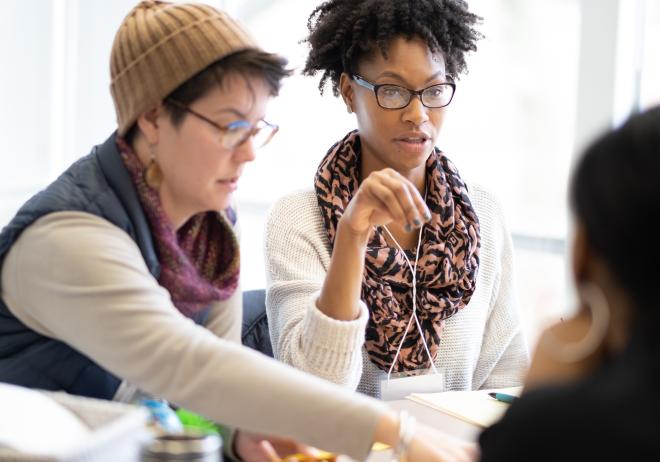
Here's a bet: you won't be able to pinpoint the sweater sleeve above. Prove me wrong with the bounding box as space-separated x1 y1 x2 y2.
0 212 387 461
264 191 368 390
470 189 530 389
205 288 242 344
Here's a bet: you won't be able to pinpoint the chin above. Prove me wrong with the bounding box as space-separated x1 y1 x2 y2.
217 198 232 211
205 194 232 213
390 147 433 167
393 154 429 172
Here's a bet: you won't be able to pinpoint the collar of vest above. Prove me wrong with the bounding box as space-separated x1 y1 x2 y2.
97 132 161 278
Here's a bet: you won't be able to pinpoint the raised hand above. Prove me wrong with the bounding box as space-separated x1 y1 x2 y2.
340 168 431 239
317 168 431 321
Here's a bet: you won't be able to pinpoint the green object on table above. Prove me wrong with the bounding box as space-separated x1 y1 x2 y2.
175 408 221 435
174 409 236 460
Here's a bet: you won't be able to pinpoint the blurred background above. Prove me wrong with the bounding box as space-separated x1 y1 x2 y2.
1 0 658 349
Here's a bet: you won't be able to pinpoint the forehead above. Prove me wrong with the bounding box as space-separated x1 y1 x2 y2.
194 72 270 114
358 36 446 82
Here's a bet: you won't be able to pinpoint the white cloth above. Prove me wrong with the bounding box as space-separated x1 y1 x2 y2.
0 211 387 460
265 185 529 397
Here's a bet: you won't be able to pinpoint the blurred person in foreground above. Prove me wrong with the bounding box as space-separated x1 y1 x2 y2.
479 106 660 461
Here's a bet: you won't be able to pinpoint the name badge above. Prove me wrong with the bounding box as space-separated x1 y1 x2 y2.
379 368 445 401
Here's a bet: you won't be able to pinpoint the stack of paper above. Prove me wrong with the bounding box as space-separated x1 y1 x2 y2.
406 386 522 428
0 383 91 455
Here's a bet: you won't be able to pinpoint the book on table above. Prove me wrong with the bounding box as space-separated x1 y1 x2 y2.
406 386 523 428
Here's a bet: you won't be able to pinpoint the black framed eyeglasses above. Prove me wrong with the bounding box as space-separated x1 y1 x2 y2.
166 98 279 150
351 74 456 109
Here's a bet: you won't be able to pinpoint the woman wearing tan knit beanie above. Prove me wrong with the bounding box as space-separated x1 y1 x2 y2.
0 2 473 461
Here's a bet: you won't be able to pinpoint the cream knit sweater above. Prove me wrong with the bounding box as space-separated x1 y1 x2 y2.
265 185 529 397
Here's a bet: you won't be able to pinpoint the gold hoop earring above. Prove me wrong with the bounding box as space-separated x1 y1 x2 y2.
144 145 163 189
543 282 611 363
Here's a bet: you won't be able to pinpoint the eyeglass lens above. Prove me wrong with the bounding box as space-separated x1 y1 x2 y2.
376 84 453 109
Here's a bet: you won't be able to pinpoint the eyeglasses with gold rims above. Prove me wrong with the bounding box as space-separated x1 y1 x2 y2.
351 74 456 110
166 98 279 150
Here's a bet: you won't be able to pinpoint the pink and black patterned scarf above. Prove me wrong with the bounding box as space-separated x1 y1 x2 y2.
117 137 239 318
315 131 481 373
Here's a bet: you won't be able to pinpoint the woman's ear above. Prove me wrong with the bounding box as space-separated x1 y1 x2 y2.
571 221 590 288
339 73 354 113
136 105 162 145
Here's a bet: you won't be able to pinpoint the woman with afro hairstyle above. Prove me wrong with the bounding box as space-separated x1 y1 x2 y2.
265 0 529 398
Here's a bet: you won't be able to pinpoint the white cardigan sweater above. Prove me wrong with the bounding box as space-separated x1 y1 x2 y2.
265 185 529 397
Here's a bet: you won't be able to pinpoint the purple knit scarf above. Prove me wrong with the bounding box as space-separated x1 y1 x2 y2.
116 137 239 318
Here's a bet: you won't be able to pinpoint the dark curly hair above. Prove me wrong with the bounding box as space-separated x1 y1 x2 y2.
302 0 483 96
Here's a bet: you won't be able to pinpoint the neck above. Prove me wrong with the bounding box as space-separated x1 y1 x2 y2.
159 187 193 231
359 146 427 196
132 136 192 231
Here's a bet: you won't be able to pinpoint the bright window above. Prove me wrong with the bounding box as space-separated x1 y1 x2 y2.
1 0 656 347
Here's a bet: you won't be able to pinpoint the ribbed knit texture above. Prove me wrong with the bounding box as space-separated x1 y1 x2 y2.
265 184 530 398
110 0 257 135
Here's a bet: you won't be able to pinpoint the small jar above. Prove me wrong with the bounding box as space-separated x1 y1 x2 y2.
142 432 222 462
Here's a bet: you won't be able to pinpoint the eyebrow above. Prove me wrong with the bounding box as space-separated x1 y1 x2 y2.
211 107 267 123
211 107 248 119
374 70 447 85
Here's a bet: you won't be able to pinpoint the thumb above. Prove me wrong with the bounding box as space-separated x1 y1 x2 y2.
258 440 281 462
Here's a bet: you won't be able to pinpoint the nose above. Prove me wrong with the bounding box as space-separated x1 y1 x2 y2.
233 137 258 164
401 95 430 126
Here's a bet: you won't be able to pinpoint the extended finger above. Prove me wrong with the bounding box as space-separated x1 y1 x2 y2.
407 180 431 223
377 172 425 230
258 440 281 462
401 177 431 225
363 178 409 226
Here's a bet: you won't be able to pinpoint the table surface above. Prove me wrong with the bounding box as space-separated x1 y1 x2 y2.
358 398 481 462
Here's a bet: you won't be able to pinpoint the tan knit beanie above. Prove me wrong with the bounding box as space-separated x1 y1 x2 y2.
110 0 258 136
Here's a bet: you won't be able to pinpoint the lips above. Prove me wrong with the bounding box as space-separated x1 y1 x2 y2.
395 132 431 143
217 176 239 191
394 132 432 155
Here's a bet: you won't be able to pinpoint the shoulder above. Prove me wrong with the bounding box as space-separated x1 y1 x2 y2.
18 211 137 250
2 211 154 329
464 182 511 258
36 151 116 215
7 211 148 282
265 189 330 255
267 189 319 220
266 189 324 235
264 189 332 276
466 182 507 229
